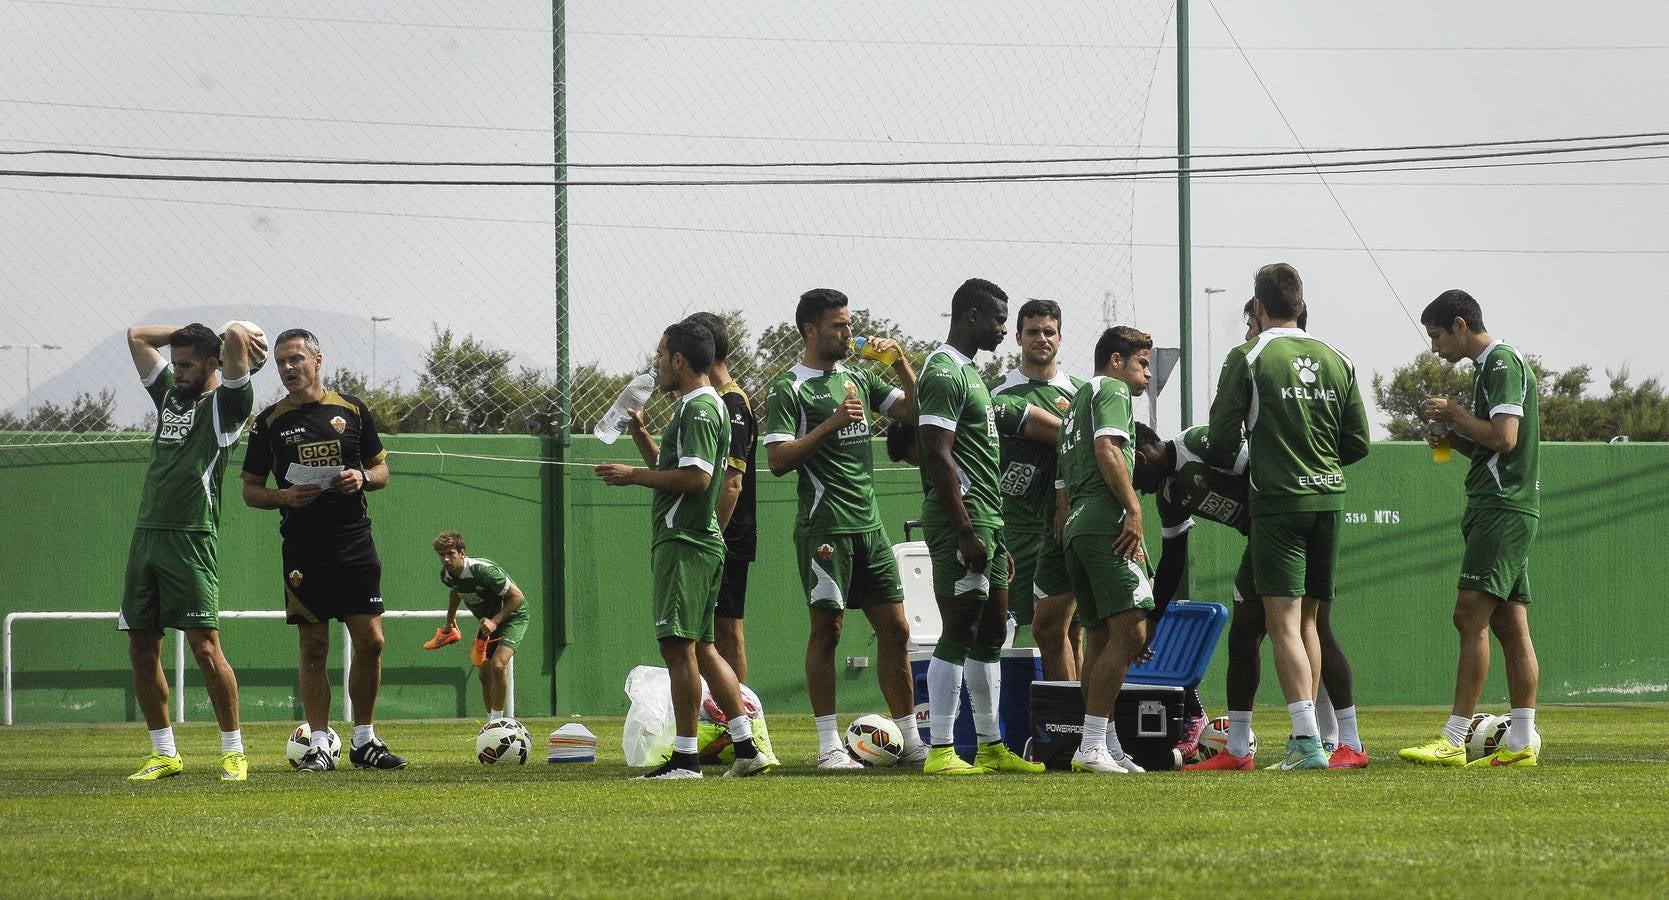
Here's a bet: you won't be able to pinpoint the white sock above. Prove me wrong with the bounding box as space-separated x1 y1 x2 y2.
310 729 331 751
352 724 376 749
220 729 243 753
1227 710 1254 758
1287 699 1318 739
1443 714 1470 747
1080 715 1108 753
1335 706 1361 752
1507 707 1536 752
894 713 924 751
149 726 176 757
1316 684 1339 746
488 708 504 721
963 657 1002 742
814 714 842 756
1106 719 1128 760
673 734 698 756
727 713 754 745
926 657 964 745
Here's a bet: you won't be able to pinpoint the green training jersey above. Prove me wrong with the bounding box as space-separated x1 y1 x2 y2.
1058 375 1137 540
1206 327 1370 514
762 363 904 535
1465 341 1541 516
1155 425 1251 538
989 370 1082 534
915 344 1003 528
134 362 255 533
651 386 729 551
440 557 522 622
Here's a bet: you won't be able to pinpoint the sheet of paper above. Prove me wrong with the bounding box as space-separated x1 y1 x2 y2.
285 463 343 488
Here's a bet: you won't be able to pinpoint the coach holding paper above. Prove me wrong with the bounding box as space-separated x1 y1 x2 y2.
241 328 406 772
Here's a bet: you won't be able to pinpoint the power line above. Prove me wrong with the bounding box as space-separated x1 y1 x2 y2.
5 129 1668 171
1206 0 1424 342
0 96 547 134
5 137 1669 186
2 0 545 34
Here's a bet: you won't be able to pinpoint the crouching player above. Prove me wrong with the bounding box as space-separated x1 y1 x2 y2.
429 531 528 724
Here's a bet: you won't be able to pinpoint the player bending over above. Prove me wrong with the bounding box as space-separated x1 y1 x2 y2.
429 531 528 724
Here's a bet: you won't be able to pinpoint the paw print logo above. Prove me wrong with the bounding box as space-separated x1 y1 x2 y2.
1292 357 1319 385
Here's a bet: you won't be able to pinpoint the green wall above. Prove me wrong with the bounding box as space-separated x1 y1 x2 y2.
4 437 1665 723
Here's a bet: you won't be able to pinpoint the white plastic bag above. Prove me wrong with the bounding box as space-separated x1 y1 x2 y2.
621 665 676 766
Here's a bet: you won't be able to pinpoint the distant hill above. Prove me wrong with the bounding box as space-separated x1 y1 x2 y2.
7 306 430 429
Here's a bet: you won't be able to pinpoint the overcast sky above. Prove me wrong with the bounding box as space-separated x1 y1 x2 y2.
3 1 1666 438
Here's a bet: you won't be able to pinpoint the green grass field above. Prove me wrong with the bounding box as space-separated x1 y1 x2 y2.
1 705 1664 898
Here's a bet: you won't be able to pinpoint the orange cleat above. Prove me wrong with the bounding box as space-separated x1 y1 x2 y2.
423 624 462 650
1328 745 1370 769
470 637 488 667
1184 750 1255 771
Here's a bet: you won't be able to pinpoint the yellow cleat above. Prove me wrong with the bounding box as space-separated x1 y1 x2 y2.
128 752 183 781
975 741 1045 774
1467 744 1538 769
923 746 991 775
1398 737 1467 767
220 750 249 781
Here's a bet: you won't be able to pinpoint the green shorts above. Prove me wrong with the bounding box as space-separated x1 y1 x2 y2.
796 527 905 611
120 528 220 632
1064 534 1154 626
650 539 724 642
1007 529 1074 625
487 610 530 650
1249 510 1341 601
1459 507 1536 603
923 522 1009 602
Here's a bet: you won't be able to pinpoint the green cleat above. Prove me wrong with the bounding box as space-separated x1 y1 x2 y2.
128 752 183 781
1467 744 1538 769
974 741 1045 774
219 750 248 782
1276 735 1330 771
1399 737 1468 767
923 746 991 775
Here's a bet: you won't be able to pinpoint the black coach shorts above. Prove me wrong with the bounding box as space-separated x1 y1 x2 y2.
715 554 750 620
282 529 385 625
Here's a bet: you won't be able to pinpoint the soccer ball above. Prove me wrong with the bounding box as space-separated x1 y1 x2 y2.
285 724 341 769
844 714 904 767
477 719 531 766
217 319 268 373
1196 715 1256 761
1466 713 1541 761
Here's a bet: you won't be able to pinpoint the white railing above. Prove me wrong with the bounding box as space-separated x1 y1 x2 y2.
3 609 513 725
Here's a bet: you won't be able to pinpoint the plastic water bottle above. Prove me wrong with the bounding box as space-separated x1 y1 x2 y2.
852 336 901 366
594 371 655 444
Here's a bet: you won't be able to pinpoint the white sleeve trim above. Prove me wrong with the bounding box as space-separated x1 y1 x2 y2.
762 432 795 445
221 372 251 389
141 360 168 387
1488 403 1524 419
1016 403 1032 431
878 387 904 416
1094 426 1130 442
1053 479 1066 490
678 456 715 475
1161 518 1196 539
919 414 958 432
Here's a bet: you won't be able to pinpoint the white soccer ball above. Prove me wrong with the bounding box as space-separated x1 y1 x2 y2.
217 319 268 374
477 719 531 766
1466 714 1509 762
1196 715 1256 761
285 724 341 769
844 714 904 767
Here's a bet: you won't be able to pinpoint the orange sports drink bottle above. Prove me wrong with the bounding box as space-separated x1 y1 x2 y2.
852 336 901 366
1428 420 1452 464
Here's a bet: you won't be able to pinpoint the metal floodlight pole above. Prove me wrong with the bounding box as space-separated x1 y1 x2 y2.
1176 0 1194 427
369 316 392 386
0 343 62 411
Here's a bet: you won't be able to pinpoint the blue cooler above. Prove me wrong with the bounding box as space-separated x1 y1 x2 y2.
911 648 1041 762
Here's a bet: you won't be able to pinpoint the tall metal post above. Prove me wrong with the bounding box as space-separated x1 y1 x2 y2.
1177 0 1194 428
546 0 572 714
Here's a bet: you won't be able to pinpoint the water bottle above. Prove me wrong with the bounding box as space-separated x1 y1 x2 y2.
852 336 901 366
1426 419 1452 464
594 371 655 444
